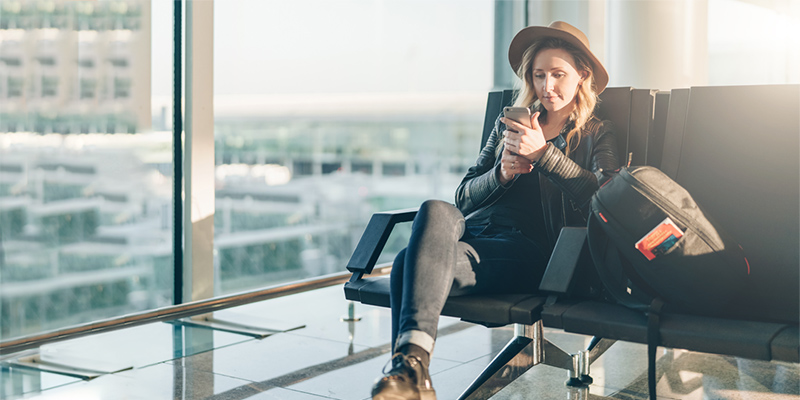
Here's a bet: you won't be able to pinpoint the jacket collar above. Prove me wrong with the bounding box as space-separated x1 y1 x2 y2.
536 104 573 152
549 119 574 151
551 134 568 151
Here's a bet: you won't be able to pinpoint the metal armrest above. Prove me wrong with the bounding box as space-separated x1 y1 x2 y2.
345 208 417 280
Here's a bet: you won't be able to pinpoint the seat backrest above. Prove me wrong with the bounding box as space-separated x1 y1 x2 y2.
648 91 671 169
675 84 800 323
628 89 658 167
659 88 691 179
481 89 515 150
596 87 633 162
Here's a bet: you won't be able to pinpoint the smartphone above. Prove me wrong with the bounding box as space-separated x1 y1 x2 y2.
503 106 532 129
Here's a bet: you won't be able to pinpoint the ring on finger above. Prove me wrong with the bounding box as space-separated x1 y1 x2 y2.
511 162 516 168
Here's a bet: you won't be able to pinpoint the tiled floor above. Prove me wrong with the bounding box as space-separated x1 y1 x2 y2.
2 286 798 400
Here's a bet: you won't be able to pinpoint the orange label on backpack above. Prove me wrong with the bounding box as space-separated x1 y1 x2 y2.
635 218 683 261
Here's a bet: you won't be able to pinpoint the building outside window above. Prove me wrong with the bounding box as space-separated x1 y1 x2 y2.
210 0 494 294
0 0 170 340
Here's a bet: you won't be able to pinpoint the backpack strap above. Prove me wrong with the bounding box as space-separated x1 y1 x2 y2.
586 211 652 310
647 297 666 400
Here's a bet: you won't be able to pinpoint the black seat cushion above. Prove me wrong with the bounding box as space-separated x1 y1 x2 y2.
546 300 798 361
344 277 546 327
771 326 800 363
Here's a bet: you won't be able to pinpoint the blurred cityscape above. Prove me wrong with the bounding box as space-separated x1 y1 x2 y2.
0 0 481 339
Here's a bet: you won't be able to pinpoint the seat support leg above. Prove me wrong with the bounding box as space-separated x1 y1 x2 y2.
457 322 543 400
457 323 610 398
578 337 616 385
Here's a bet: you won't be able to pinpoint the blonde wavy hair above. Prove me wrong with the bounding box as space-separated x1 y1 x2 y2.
508 37 599 156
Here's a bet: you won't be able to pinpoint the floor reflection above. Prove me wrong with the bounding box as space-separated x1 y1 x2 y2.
3 286 797 400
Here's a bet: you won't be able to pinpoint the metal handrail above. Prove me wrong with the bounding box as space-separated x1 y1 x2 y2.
0 264 392 356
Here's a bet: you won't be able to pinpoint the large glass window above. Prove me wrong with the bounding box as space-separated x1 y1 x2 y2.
213 0 494 294
0 0 174 339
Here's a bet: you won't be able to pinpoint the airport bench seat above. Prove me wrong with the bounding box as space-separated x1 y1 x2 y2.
543 288 800 363
346 275 546 327
343 85 800 399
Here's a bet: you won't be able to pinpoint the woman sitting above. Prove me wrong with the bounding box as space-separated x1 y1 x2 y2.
371 21 619 400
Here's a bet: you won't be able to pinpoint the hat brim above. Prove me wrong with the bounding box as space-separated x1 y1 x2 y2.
508 26 609 94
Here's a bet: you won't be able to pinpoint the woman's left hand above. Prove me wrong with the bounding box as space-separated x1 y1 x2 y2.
499 148 533 184
501 111 548 163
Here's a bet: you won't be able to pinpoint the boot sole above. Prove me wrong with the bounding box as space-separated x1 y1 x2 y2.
372 380 437 400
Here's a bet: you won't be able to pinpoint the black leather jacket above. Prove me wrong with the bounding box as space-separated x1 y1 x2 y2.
455 114 619 252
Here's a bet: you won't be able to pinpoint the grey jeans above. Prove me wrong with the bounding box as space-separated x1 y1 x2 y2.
390 199 549 353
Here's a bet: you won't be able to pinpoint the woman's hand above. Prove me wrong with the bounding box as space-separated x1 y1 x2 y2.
499 148 533 185
500 111 548 163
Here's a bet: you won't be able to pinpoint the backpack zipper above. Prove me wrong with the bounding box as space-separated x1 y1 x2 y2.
618 168 722 254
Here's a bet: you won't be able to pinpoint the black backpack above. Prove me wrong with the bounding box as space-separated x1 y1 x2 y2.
586 166 751 399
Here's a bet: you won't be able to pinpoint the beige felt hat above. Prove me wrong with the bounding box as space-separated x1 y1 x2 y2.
508 21 609 94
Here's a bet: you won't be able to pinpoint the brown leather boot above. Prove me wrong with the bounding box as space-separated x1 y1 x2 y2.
371 353 436 400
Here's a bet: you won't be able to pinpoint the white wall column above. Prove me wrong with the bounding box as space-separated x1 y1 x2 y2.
606 0 708 90
184 0 215 303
